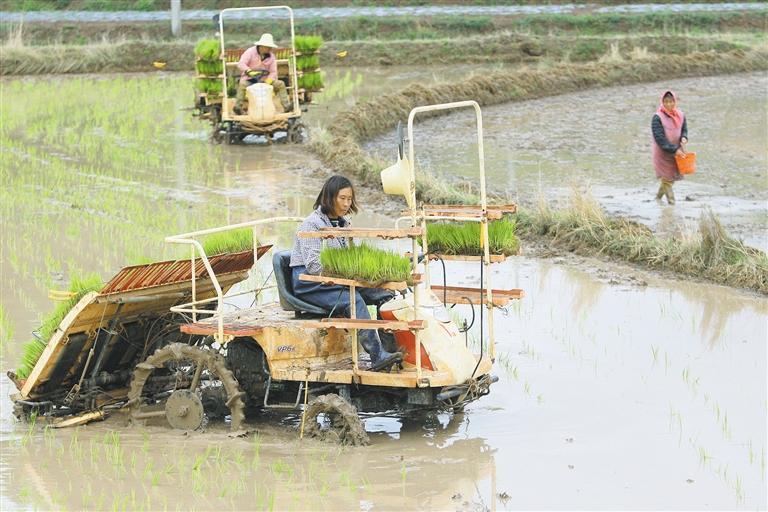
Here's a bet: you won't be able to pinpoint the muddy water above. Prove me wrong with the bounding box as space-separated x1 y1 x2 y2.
1 69 766 510
365 72 768 250
1 258 765 510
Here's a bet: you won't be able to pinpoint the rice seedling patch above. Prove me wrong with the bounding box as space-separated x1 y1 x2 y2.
294 35 323 54
201 228 254 256
194 39 220 60
195 59 223 76
426 219 519 256
296 54 319 71
320 243 412 284
298 71 324 91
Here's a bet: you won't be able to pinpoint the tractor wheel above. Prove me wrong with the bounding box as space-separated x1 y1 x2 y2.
211 125 225 144
127 343 245 431
225 338 269 413
287 121 307 144
302 393 369 446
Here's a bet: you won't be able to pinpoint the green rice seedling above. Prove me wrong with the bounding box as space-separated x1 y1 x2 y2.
194 39 220 60
426 218 519 256
320 243 412 284
16 272 102 379
296 54 319 71
201 228 254 256
195 60 223 76
197 78 223 95
298 71 324 91
294 35 323 54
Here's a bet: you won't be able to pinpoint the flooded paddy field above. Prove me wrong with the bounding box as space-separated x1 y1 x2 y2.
1 68 766 510
366 72 768 250
2 258 765 510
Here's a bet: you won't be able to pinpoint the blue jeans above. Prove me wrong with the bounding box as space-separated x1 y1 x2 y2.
291 266 392 363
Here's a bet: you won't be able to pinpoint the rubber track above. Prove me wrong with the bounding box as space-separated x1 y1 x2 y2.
127 343 245 430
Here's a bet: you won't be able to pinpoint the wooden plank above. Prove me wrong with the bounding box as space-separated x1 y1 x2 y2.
181 323 264 337
423 203 517 214
297 227 423 239
179 303 298 336
403 208 502 220
405 252 507 263
432 285 524 298
301 318 426 331
51 410 105 429
432 285 524 305
298 273 419 291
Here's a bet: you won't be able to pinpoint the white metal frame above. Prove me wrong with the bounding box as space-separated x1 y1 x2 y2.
166 216 303 343
218 6 301 120
401 101 496 376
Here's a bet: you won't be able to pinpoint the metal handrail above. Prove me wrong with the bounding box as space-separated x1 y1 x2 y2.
402 101 496 375
165 216 303 343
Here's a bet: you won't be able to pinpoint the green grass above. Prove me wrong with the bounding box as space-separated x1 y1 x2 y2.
16 273 103 380
516 190 768 293
201 228 254 256
426 219 519 256
320 243 412 284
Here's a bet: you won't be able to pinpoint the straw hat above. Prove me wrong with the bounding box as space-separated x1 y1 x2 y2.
254 33 278 48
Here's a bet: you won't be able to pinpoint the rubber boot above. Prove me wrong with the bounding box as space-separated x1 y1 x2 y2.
234 82 247 115
655 182 665 201
272 79 292 112
359 331 402 371
665 181 676 205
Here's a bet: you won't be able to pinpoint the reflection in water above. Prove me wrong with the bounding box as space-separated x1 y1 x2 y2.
437 257 766 509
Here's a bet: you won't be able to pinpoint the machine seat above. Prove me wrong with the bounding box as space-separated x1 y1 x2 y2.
272 250 329 317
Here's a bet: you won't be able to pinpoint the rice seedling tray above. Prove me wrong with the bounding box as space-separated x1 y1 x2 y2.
301 318 426 332
431 285 524 307
298 273 423 291
406 203 518 220
297 227 424 240
411 252 509 263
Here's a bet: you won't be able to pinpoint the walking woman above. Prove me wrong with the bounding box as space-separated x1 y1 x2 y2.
290 175 402 371
652 90 688 205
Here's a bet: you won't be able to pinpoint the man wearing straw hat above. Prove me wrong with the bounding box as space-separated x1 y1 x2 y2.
234 33 291 115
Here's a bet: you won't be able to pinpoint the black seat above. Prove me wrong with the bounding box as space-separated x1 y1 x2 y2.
272 250 329 316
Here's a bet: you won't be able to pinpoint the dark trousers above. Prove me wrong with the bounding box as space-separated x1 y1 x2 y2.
291 266 394 362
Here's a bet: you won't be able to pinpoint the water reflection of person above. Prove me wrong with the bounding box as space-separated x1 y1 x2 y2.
652 90 688 205
289 175 402 370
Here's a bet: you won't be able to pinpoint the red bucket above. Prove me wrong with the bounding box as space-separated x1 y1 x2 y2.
675 152 696 175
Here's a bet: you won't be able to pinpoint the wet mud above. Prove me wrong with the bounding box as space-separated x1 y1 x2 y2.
1 69 766 510
365 72 768 250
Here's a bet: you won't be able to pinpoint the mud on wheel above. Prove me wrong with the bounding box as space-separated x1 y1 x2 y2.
286 120 307 144
127 343 245 431
302 393 369 446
